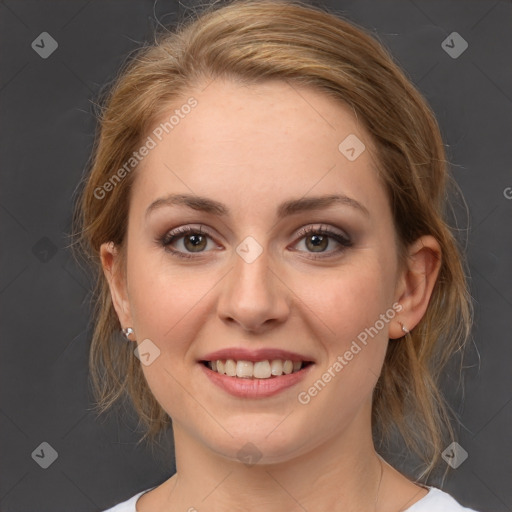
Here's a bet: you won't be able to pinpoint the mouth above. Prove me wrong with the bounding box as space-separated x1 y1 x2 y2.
199 358 315 398
200 359 314 379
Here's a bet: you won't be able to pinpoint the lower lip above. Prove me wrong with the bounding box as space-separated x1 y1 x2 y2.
199 362 314 398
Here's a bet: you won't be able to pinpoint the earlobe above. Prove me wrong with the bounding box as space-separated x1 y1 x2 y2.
100 241 133 328
398 321 409 335
390 235 442 339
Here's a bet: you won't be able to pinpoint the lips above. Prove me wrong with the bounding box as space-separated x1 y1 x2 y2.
199 358 314 398
199 347 315 364
197 347 316 398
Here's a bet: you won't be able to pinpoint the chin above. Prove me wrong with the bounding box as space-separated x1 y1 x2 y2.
207 426 308 466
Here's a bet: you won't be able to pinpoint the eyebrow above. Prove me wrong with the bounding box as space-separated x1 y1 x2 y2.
145 193 370 220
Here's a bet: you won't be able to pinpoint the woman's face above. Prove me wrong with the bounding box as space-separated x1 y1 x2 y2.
103 78 408 463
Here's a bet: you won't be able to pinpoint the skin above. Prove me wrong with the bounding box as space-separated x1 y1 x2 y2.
100 78 441 512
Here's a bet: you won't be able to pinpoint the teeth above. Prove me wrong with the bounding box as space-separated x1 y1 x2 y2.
206 359 306 378
283 360 293 374
236 360 254 378
270 359 283 376
254 360 272 378
225 359 236 377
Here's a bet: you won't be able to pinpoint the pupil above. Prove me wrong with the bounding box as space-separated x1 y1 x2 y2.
307 234 327 252
185 234 206 251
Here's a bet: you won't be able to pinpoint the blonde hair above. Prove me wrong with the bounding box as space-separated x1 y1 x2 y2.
70 0 472 481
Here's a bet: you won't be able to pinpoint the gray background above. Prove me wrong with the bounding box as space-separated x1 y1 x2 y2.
0 0 511 511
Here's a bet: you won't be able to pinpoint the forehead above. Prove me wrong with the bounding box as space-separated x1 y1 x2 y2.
130 78 387 223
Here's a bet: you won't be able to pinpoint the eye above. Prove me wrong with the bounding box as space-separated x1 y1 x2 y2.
292 225 352 259
158 225 219 259
158 224 352 260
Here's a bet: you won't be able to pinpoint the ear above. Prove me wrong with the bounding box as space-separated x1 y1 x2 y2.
390 235 442 339
100 241 134 338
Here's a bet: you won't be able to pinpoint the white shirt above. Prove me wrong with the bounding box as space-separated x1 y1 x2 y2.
101 486 481 511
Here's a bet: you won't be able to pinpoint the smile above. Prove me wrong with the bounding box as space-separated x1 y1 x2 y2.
202 359 312 379
199 359 315 398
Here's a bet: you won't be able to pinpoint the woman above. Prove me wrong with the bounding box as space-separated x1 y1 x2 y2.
71 0 477 510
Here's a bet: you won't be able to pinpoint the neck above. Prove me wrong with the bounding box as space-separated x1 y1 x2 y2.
161 406 385 512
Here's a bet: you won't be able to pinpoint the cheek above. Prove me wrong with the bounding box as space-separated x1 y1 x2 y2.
127 252 218 354
295 258 395 338
125 255 216 414
293 264 393 414
293 254 395 401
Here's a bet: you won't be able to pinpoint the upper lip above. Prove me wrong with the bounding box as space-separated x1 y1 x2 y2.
200 347 315 363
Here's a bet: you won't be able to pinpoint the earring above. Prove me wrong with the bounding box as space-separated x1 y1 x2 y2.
122 327 134 340
399 322 409 334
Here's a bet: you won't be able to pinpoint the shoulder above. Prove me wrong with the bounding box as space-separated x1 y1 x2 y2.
405 486 481 511
100 487 156 512
100 485 480 512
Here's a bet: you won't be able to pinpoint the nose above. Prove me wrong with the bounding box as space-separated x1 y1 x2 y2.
217 244 290 333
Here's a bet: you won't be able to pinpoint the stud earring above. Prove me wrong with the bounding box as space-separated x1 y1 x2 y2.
399 322 409 334
122 327 134 340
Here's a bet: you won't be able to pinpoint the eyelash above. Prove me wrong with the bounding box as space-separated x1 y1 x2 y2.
158 224 352 260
